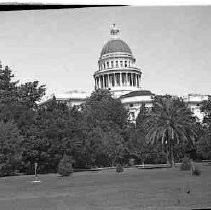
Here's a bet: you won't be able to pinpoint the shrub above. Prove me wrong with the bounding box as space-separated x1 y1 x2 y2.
180 157 191 171
191 165 201 176
57 154 73 176
129 158 135 166
116 164 124 173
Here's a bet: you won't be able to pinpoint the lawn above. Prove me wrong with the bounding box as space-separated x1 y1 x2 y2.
0 163 210 210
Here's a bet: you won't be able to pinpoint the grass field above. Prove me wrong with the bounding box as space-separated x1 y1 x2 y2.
0 163 210 210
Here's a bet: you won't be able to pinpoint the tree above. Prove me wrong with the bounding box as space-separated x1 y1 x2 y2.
201 97 211 125
0 121 23 176
80 89 129 167
0 63 19 103
18 81 46 109
136 103 149 133
198 98 211 159
21 97 83 173
0 63 19 122
82 89 128 131
145 95 197 165
0 61 46 126
102 129 126 166
57 154 74 176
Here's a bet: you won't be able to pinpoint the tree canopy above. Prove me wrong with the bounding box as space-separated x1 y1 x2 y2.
144 95 198 165
0 60 210 176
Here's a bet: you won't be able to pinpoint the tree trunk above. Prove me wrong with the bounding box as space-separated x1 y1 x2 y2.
166 150 169 165
171 149 175 167
170 145 175 167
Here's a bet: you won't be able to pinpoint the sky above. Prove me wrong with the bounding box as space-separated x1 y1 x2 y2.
0 6 211 96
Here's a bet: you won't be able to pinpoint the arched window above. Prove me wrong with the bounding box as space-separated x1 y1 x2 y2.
120 61 123 67
116 60 118 67
107 62 109 68
111 61 114 68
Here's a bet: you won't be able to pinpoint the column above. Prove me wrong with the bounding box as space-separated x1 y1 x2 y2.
113 74 115 87
97 77 99 89
139 75 141 88
120 73 122 87
105 75 108 88
98 76 101 89
136 74 139 88
103 75 105 88
131 73 134 86
134 73 136 86
109 74 112 87
95 78 97 89
107 74 110 88
126 73 128 86
102 75 105 88
111 74 115 87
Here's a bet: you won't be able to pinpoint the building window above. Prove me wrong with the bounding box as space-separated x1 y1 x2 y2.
129 103 133 107
125 61 127 67
111 61 114 68
116 60 118 67
120 61 123 67
103 63 105 69
107 62 109 68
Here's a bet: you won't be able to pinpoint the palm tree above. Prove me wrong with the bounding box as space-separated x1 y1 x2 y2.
145 96 197 166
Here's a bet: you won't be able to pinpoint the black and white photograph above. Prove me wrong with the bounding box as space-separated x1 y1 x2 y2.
0 2 211 210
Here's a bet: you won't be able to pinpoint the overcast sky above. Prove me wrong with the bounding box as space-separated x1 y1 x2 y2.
0 6 210 96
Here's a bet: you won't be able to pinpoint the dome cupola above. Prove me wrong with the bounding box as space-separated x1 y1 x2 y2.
94 24 142 98
100 39 132 57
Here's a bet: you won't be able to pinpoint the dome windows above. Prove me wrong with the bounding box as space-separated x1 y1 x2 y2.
120 61 123 67
125 61 127 67
99 57 136 71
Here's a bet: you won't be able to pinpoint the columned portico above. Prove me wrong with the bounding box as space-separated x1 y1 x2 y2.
94 71 142 90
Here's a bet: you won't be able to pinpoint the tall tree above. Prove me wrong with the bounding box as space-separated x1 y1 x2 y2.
145 95 197 165
81 89 129 166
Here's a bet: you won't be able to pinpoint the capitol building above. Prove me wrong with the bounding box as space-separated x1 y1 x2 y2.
41 24 209 122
